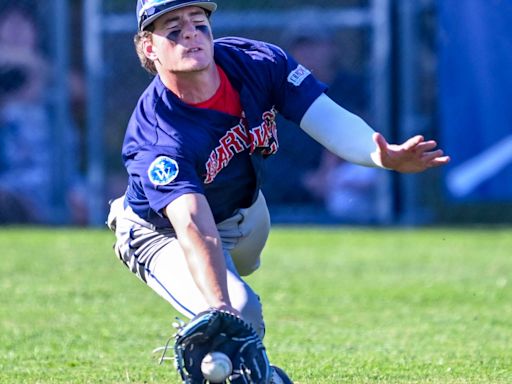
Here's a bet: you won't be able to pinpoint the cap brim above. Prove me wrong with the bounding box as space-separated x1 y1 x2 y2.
140 1 217 31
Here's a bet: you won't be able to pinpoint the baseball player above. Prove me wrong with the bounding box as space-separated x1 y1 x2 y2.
107 0 450 382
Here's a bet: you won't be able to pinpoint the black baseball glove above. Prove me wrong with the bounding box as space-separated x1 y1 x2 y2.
173 309 271 384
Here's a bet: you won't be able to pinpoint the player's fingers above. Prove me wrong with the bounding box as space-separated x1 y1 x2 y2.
416 140 437 152
402 135 424 150
372 132 388 152
422 149 444 161
422 150 450 164
427 155 451 167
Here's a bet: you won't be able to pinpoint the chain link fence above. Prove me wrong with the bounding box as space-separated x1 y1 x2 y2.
0 0 88 225
1 0 467 226
85 0 395 226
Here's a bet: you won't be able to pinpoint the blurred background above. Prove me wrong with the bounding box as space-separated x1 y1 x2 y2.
0 0 511 227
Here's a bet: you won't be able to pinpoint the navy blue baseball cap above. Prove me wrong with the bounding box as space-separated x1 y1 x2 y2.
137 0 217 31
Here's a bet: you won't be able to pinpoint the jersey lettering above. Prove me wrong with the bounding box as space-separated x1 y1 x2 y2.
205 121 250 183
216 37 286 63
260 109 279 155
249 109 278 155
287 64 311 86
204 108 278 183
220 130 246 154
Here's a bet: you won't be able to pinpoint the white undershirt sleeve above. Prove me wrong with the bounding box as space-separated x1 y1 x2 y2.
299 93 381 168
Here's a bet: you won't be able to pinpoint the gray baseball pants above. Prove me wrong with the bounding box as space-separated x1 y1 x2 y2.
106 191 270 338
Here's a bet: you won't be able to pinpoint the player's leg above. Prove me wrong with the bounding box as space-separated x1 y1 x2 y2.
107 198 265 337
108 196 291 380
218 193 295 383
143 239 265 338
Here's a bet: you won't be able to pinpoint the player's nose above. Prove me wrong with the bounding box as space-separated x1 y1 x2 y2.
181 21 198 39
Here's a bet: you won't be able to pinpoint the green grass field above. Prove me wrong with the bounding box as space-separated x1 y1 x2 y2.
1 226 511 383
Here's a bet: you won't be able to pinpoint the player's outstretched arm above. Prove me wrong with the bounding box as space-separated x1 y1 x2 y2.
300 93 450 173
371 132 450 173
165 193 239 315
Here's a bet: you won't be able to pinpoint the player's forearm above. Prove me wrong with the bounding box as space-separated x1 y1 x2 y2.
178 228 232 309
165 194 233 310
300 93 381 167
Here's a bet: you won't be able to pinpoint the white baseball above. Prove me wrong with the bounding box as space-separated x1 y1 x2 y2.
200 351 232 383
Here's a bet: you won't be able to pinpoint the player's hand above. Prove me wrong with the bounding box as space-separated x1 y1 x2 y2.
214 303 243 319
371 132 451 173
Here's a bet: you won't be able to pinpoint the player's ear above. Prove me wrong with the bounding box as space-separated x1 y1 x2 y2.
142 36 158 61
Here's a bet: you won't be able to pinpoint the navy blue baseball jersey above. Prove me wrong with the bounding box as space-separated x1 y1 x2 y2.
122 37 327 227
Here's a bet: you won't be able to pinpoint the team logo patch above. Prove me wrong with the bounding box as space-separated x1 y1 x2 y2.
148 156 179 186
287 64 311 86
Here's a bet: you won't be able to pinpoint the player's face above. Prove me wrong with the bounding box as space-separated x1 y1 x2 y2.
149 6 214 74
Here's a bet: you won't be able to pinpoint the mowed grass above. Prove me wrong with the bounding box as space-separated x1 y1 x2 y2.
0 226 511 383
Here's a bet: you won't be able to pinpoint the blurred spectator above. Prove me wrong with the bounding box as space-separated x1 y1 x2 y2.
303 152 379 224
0 5 87 225
262 17 379 223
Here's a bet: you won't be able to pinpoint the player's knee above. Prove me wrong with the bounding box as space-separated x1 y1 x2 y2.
234 257 261 276
231 285 265 338
242 293 265 339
